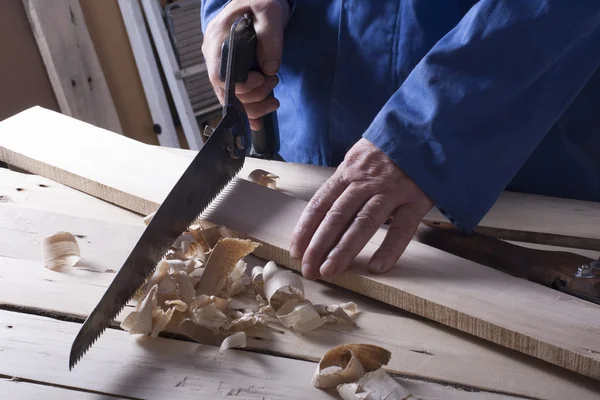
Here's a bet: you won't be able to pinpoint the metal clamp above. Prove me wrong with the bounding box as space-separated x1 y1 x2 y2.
575 258 600 279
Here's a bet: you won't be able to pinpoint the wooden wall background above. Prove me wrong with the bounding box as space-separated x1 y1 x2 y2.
0 0 186 147
0 0 60 122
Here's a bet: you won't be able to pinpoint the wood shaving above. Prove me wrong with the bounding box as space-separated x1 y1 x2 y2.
248 169 279 189
260 261 358 332
312 344 415 399
276 300 327 332
337 370 418 400
41 231 81 270
143 212 155 226
195 238 260 297
219 332 247 353
120 225 359 346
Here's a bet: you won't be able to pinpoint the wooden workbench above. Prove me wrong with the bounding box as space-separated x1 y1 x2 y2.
1 162 600 400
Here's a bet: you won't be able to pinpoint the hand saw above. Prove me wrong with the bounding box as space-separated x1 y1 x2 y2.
69 13 276 370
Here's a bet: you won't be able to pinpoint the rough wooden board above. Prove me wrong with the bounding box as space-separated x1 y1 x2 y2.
201 178 600 380
0 168 143 225
0 378 126 399
0 107 599 244
0 311 528 400
0 310 335 400
1 169 599 400
22 2 122 134
163 146 600 245
1 108 600 380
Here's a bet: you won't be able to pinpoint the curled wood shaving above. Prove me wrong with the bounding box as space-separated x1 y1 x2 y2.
259 261 358 332
41 231 81 270
120 284 176 337
338 370 418 400
312 344 412 400
219 331 247 354
312 344 391 389
248 169 279 189
195 238 260 297
262 261 304 310
277 300 327 332
143 212 155 226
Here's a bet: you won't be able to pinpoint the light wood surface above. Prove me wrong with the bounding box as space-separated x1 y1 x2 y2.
1 310 530 400
22 1 122 134
2 168 599 399
203 178 600 379
0 379 126 400
1 107 600 379
162 146 600 246
2 107 599 247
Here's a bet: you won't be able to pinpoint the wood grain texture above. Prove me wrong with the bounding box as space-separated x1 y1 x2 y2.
2 168 599 399
0 311 527 400
1 107 599 247
79 0 159 145
0 379 126 400
22 1 122 134
201 178 600 380
163 146 600 246
1 107 600 379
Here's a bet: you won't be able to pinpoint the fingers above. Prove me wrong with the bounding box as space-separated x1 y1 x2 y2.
244 97 280 120
252 2 289 75
201 0 289 103
290 175 347 269
234 72 265 95
238 75 279 103
367 204 425 274
320 194 397 277
300 185 371 279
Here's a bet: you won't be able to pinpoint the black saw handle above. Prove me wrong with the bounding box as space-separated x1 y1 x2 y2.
219 13 279 160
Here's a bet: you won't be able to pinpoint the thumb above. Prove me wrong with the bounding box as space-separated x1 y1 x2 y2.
252 2 289 75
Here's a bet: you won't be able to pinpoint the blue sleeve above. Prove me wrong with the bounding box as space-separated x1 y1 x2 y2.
200 0 229 33
362 1 600 232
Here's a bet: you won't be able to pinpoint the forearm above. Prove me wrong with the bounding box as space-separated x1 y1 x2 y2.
363 0 600 231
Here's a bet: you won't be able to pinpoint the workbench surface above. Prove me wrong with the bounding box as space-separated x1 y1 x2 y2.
1 165 599 400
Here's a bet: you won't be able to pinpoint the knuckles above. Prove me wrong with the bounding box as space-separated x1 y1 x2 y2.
353 212 380 231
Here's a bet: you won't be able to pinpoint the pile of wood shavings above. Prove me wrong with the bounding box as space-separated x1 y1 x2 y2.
120 221 359 352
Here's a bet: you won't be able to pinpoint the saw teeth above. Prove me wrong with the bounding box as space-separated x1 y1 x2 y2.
69 166 243 369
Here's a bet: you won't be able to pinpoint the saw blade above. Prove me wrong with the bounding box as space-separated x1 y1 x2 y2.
69 114 245 370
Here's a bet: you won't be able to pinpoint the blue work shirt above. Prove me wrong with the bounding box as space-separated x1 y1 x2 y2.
201 1 600 232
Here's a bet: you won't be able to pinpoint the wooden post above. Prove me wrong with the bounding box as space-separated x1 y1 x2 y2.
22 0 123 134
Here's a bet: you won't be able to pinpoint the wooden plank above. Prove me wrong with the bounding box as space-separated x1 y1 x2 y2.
0 311 526 400
1 108 600 380
2 166 600 399
1 109 600 378
22 1 122 134
162 146 600 247
1 169 599 399
1 107 599 246
203 178 600 379
0 378 126 399
0 168 143 225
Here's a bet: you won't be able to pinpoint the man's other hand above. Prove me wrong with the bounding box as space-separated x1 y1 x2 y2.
202 0 290 131
290 138 434 279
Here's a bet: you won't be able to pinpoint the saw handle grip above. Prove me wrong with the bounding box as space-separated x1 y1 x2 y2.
219 14 279 159
413 221 600 301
